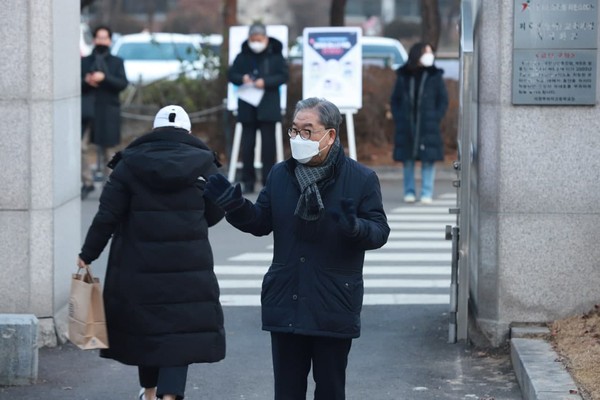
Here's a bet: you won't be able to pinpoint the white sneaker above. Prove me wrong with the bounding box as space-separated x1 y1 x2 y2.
419 197 433 204
404 194 416 203
139 388 157 400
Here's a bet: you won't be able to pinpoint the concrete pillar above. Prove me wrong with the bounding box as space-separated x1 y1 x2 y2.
0 314 38 386
0 1 81 346
472 0 600 345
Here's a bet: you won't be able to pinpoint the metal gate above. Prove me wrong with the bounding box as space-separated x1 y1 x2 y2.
447 0 480 343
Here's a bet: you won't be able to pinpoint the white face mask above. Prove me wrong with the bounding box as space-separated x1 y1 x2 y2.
248 41 267 53
420 53 435 67
290 132 331 164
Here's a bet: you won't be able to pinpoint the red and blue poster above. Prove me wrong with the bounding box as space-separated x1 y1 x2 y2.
302 27 362 110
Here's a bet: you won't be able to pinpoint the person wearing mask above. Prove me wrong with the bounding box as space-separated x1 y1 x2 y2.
204 98 390 400
77 105 226 400
390 42 448 204
81 25 128 199
228 22 289 194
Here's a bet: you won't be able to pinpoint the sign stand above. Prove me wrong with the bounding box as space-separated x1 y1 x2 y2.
343 110 357 160
227 119 284 183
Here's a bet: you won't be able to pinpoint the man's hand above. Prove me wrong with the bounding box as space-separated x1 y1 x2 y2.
205 174 245 213
91 71 106 83
242 74 253 84
84 73 99 87
253 78 265 89
331 198 360 237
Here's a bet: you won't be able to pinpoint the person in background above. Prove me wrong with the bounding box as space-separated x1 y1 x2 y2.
81 25 128 199
204 98 390 400
227 21 288 194
77 106 226 400
390 42 448 204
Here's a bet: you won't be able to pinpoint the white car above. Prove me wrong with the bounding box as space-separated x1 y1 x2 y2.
289 35 408 70
361 36 408 70
111 32 216 85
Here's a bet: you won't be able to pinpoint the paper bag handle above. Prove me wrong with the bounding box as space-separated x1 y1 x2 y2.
76 265 96 282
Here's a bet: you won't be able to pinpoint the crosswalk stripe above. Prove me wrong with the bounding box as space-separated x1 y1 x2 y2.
391 203 456 213
439 193 457 199
219 294 450 306
218 279 449 289
382 240 451 250
229 252 451 262
215 265 450 275
387 214 455 222
363 294 449 305
366 253 451 262
390 207 454 214
389 231 445 239
388 222 451 230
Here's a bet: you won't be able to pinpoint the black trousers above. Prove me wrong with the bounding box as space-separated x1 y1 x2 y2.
240 121 276 186
270 332 353 400
138 365 188 400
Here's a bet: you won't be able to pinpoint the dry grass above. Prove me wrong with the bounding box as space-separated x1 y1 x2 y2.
551 306 600 400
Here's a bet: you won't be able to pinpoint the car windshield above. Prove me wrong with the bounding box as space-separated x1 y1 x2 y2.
363 45 404 65
116 41 199 62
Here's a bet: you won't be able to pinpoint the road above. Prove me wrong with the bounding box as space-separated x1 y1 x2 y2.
0 168 522 400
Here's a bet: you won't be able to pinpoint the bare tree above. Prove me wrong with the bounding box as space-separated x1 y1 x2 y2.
421 0 441 49
330 0 346 26
146 0 157 32
221 0 237 67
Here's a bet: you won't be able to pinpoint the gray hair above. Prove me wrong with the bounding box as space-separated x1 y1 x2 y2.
293 98 343 133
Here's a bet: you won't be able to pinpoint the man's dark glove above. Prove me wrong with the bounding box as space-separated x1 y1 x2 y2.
331 198 360 237
204 174 244 213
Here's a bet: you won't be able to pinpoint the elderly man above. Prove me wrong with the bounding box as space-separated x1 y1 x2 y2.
227 22 288 194
205 97 390 400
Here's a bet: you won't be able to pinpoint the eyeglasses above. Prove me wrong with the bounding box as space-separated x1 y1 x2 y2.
287 127 330 140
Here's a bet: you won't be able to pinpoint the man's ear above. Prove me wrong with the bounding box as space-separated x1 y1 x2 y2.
329 129 337 145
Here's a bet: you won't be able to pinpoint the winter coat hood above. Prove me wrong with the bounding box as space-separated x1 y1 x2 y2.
121 128 218 191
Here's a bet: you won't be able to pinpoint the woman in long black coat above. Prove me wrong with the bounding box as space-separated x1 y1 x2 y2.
390 42 448 204
81 27 128 148
77 106 225 400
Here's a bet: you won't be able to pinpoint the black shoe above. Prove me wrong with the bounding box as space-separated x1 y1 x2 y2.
81 184 95 200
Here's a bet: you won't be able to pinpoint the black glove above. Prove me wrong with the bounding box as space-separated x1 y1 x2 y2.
204 174 244 212
332 198 360 237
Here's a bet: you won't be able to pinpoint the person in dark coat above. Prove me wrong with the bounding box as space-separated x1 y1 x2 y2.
81 25 128 199
77 105 226 400
390 42 448 204
227 22 289 194
204 98 390 400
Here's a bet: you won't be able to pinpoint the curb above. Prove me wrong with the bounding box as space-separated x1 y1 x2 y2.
510 327 582 399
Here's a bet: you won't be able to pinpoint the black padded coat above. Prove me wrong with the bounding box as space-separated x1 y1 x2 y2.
79 128 226 367
227 37 288 123
225 148 390 338
81 48 128 147
390 65 448 162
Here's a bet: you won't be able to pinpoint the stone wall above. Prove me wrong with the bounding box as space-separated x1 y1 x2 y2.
0 0 81 347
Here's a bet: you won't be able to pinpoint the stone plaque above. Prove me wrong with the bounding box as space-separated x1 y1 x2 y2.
513 49 596 104
513 0 598 104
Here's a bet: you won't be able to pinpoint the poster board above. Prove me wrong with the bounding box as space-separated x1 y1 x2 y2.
227 25 288 111
302 27 362 110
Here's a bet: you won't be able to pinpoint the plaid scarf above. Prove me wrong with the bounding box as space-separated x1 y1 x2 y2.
294 137 341 221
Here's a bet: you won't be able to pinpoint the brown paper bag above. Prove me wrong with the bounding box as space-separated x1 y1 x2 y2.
68 266 109 349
